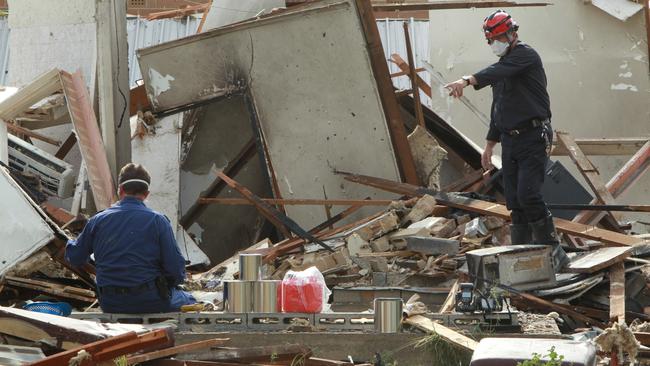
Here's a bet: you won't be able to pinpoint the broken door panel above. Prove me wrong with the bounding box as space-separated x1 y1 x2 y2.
139 0 402 228
180 96 272 264
0 167 55 277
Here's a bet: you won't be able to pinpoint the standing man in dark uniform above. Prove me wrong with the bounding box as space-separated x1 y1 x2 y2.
66 163 196 313
445 10 569 271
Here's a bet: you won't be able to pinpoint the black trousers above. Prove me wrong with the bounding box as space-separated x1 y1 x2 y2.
500 123 552 225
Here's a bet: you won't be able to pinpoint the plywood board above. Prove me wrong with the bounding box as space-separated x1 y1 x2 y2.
0 167 55 277
566 247 632 274
138 0 403 228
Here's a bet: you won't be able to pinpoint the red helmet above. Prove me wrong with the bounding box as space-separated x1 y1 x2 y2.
483 10 519 39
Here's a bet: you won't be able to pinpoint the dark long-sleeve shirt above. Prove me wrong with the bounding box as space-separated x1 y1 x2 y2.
66 196 186 288
473 42 551 142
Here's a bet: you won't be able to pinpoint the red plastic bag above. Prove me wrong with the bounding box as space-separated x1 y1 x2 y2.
281 266 330 313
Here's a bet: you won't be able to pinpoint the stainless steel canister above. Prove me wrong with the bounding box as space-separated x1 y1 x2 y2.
374 298 403 333
239 253 263 281
223 280 253 312
253 280 281 313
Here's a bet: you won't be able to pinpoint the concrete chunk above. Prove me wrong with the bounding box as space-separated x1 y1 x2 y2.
431 219 457 238
351 211 400 241
408 216 447 231
346 233 372 257
388 227 430 250
370 236 391 252
403 194 438 224
406 236 460 256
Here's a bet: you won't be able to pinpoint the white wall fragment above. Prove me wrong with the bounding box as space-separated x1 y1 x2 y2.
610 83 639 92
591 0 644 22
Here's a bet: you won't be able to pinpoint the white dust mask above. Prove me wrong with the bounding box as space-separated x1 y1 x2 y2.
490 40 509 57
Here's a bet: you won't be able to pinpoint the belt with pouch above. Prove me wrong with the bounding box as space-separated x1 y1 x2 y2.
505 118 549 136
99 281 156 295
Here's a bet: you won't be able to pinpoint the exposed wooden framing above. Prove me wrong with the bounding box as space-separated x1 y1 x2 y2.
610 262 626 324
126 338 229 365
198 198 395 206
337 171 644 246
390 67 425 78
54 132 77 159
216 172 292 240
514 292 608 329
145 3 209 20
555 131 622 230
391 54 432 98
179 138 257 229
197 0 213 33
372 1 550 11
402 23 425 128
5 123 61 146
246 92 286 215
404 315 478 352
355 0 419 185
439 278 460 313
551 138 649 156
573 140 650 226
60 70 118 211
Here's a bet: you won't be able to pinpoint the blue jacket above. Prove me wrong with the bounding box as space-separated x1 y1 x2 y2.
65 196 186 288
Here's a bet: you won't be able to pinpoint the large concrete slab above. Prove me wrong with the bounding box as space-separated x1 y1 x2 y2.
139 0 402 228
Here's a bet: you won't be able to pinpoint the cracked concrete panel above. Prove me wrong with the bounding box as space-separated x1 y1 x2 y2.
8 0 96 28
180 96 271 264
139 0 402 228
427 2 650 219
202 0 285 31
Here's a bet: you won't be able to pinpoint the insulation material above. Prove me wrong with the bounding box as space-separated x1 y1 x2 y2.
407 125 447 190
0 167 55 277
131 113 210 267
138 0 402 228
594 321 640 363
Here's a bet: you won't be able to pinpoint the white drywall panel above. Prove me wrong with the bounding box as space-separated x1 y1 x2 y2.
427 3 650 220
202 0 285 31
0 167 55 277
131 113 209 266
7 0 96 28
139 0 402 228
0 87 17 164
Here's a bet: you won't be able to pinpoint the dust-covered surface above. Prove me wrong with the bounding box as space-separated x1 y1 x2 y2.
518 312 562 336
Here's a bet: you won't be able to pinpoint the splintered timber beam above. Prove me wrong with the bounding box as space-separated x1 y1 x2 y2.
217 171 337 253
5 123 61 146
402 23 425 128
404 315 478 352
551 138 649 156
610 262 626 324
198 198 395 206
180 138 257 229
391 54 432 98
337 171 644 247
372 1 551 11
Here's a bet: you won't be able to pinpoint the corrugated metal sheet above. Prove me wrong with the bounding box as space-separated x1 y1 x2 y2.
1 16 429 93
377 18 431 106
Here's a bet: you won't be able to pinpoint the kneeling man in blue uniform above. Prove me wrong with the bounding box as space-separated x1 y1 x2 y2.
66 163 196 313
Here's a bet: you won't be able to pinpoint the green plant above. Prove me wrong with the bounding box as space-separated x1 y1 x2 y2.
516 346 564 366
270 352 279 362
414 332 472 366
290 352 308 366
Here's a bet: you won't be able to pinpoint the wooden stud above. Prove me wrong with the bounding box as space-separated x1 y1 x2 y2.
610 262 626 324
402 22 425 128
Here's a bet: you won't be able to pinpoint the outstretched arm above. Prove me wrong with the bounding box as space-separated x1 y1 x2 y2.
158 215 186 286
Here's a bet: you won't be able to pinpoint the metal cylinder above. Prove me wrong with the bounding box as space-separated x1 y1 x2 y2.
253 280 281 313
239 253 263 281
223 280 253 313
374 298 403 333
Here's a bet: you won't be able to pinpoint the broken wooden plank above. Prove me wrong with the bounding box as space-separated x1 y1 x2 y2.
373 1 549 11
403 23 425 128
177 344 312 363
338 172 644 247
54 132 77 160
565 247 632 274
514 292 608 329
126 338 229 365
60 70 117 211
404 315 477 352
573 139 650 226
5 123 61 146
146 3 210 20
356 0 419 185
609 262 626 324
391 54 431 98
0 69 62 122
180 138 257 229
198 198 394 206
5 276 96 303
129 84 152 116
556 131 622 228
439 279 460 313
551 138 649 156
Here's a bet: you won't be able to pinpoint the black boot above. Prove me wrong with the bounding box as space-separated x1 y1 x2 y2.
529 214 570 271
510 223 532 245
